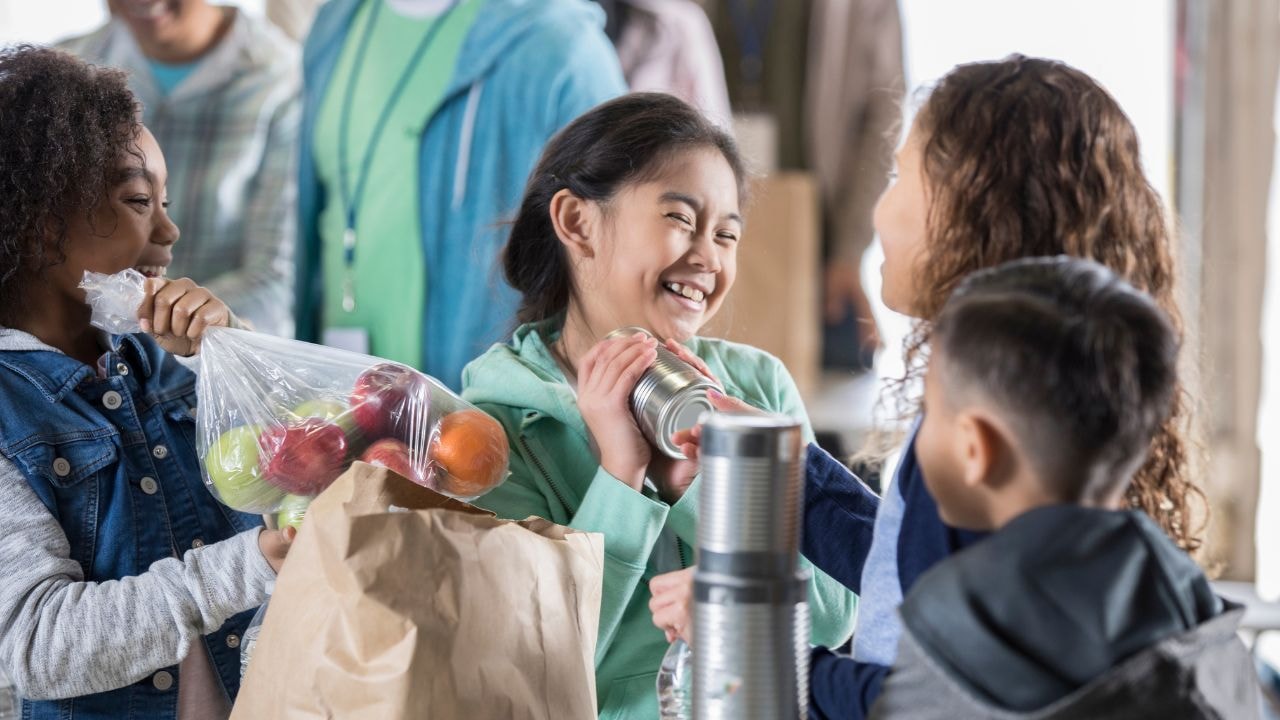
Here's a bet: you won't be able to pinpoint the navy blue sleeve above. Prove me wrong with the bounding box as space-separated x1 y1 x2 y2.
895 435 988 594
802 443 881 594
804 430 989 719
808 647 889 720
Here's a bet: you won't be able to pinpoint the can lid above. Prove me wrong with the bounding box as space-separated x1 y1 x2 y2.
703 411 800 432
669 393 712 434
702 411 803 459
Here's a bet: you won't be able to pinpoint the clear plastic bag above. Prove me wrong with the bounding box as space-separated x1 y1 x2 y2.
240 581 273 680
79 269 147 334
195 326 509 514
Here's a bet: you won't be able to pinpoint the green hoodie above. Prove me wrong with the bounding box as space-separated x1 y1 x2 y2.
463 321 858 720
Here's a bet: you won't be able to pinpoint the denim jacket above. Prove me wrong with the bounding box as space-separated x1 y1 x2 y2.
0 331 261 719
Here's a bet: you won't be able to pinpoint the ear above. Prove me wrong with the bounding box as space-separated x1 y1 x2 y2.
549 188 599 261
955 412 1003 489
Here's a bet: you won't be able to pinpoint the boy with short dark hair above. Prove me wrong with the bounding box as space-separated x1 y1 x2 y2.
872 256 1259 719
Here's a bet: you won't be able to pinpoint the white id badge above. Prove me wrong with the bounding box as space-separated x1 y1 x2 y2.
322 326 371 355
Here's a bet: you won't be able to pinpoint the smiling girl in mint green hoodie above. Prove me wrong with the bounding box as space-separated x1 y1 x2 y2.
461 93 857 720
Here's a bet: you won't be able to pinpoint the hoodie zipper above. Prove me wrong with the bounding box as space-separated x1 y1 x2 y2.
517 433 573 517
451 80 484 210
676 537 690 569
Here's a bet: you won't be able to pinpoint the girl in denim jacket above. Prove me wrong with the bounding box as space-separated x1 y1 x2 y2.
0 46 293 720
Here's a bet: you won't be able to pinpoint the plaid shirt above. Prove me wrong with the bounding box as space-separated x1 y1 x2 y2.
62 10 301 337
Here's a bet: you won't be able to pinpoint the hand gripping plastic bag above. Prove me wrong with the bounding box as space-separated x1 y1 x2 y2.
195 327 509 516
80 268 147 334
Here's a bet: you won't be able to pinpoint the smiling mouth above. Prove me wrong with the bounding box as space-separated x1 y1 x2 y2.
134 265 168 279
120 0 169 19
662 281 707 305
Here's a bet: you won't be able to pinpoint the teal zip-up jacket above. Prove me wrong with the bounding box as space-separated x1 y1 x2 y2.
295 0 626 389
463 321 859 720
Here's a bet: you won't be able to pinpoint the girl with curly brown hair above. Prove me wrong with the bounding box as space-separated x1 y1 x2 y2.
0 45 293 719
649 54 1206 719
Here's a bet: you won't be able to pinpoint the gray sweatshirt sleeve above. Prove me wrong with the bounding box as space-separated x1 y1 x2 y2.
0 455 276 700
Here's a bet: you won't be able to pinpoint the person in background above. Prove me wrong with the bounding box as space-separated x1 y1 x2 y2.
294 0 626 389
62 0 302 338
701 0 905 364
0 46 292 720
264 0 324 41
806 0 904 363
594 0 733 126
872 256 1257 718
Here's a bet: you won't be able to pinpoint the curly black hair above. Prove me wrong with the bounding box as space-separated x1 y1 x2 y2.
0 45 141 326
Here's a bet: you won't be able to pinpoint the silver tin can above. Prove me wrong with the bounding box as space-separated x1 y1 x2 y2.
698 412 804 562
607 327 716 459
692 572 810 720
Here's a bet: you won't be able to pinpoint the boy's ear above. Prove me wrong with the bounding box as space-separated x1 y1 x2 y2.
549 188 599 260
955 412 1005 489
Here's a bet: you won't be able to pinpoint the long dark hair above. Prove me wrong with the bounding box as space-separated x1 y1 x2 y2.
503 92 747 325
0 45 141 326
890 55 1204 552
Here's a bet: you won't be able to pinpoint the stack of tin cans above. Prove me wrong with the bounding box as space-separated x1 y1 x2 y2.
693 412 809 720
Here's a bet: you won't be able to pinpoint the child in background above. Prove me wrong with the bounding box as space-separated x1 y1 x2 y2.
0 46 291 719
870 256 1257 719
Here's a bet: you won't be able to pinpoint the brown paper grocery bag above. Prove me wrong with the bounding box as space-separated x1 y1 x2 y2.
232 462 604 719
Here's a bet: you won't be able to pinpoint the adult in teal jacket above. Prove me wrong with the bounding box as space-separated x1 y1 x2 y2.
463 94 858 720
295 0 626 387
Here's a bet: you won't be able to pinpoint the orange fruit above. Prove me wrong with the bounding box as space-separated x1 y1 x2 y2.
430 409 509 497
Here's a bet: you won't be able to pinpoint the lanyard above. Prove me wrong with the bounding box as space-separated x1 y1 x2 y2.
727 0 775 99
337 0 462 312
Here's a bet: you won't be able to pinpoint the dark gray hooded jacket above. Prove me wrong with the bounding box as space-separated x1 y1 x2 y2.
870 505 1260 720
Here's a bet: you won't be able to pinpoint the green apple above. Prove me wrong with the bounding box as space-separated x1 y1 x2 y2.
275 494 311 530
205 424 286 513
291 399 345 420
290 398 360 440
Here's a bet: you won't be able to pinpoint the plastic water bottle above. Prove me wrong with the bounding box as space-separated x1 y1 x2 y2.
240 581 274 680
656 638 692 719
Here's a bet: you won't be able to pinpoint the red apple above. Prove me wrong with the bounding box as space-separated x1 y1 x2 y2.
350 363 431 443
258 417 349 495
360 438 432 487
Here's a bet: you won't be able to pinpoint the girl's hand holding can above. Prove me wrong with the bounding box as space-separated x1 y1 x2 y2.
576 332 658 491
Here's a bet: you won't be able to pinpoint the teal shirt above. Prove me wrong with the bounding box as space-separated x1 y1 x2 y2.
296 0 627 388
146 58 198 94
313 0 483 367
462 321 859 720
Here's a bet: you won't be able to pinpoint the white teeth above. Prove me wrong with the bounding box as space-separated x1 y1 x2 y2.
135 265 167 278
663 281 705 303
